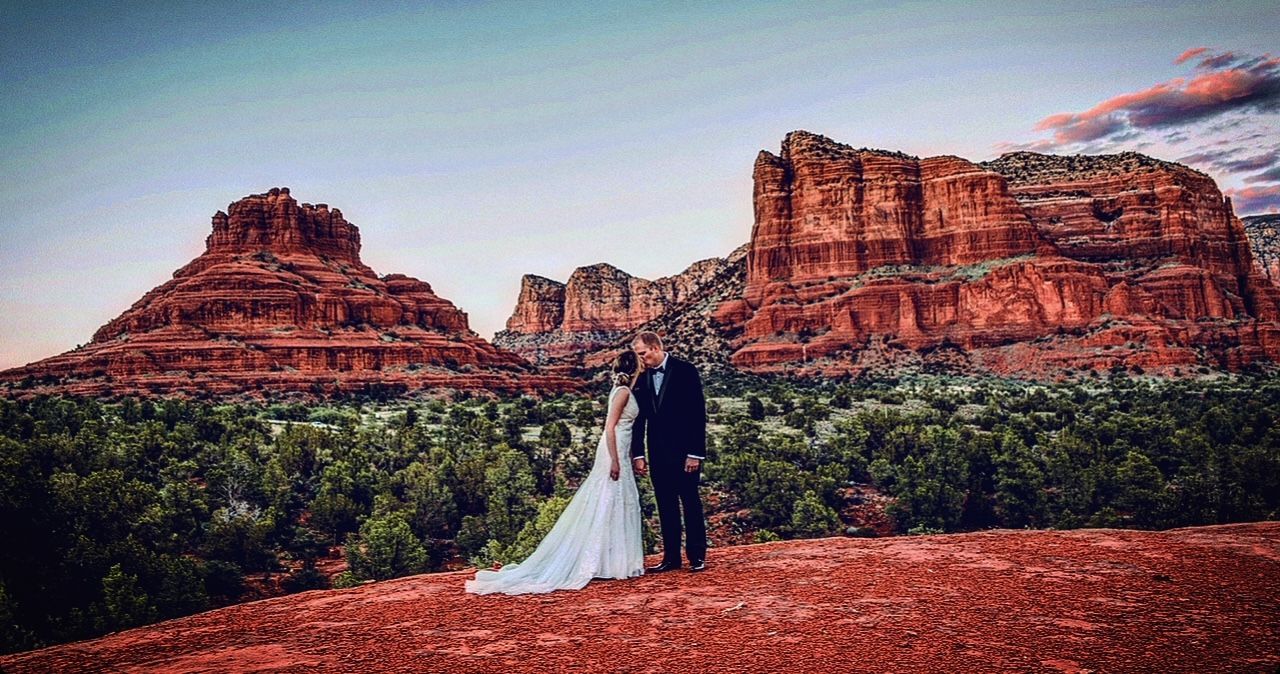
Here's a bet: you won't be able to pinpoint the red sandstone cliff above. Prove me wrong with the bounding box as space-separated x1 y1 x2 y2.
496 131 1280 377
0 188 577 398
711 131 1280 378
494 254 740 364
4 523 1277 673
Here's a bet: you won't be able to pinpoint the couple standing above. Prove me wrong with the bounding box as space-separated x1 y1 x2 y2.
465 331 707 594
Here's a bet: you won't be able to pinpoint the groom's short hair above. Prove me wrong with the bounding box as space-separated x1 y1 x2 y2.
633 331 663 349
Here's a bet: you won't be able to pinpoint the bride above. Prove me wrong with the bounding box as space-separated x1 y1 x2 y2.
464 351 646 594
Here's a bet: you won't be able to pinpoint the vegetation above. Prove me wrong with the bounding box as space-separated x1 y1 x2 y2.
1 372 1277 653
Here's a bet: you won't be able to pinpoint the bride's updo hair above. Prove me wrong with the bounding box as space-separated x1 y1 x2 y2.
611 350 639 387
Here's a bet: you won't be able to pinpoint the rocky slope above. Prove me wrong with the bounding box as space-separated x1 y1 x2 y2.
591 243 750 374
4 522 1277 673
0 188 577 398
713 132 1280 378
494 253 741 364
1244 214 1280 286
498 132 1280 378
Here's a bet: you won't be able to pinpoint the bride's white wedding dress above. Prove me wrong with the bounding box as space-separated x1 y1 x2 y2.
464 385 644 594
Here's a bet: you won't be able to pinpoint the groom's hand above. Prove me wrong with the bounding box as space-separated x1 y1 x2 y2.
684 457 701 473
632 457 647 476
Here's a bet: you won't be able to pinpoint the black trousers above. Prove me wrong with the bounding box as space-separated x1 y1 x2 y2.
649 456 707 564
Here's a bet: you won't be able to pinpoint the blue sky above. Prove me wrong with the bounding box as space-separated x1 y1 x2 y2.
2 1 1277 369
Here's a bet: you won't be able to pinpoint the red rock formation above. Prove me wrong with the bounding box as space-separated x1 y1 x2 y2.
716 131 1280 378
984 152 1280 323
1243 214 1280 286
0 188 577 398
502 275 566 335
495 254 740 364
5 523 1278 672
747 134 1044 300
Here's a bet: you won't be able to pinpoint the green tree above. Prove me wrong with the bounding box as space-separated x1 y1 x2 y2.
308 461 367 544
501 494 571 564
1115 450 1166 527
393 458 459 539
887 436 969 533
97 564 156 632
204 505 276 572
992 431 1046 527
539 421 573 464
789 490 840 538
347 512 426 581
482 446 539 545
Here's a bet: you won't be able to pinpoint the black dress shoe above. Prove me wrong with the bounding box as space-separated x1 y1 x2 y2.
689 560 706 572
646 560 682 573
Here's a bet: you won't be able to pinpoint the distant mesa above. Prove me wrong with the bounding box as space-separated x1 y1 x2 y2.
503 130 1280 379
0 187 579 398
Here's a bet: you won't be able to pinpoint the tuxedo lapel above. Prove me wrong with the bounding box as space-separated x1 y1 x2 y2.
656 358 675 413
641 369 657 414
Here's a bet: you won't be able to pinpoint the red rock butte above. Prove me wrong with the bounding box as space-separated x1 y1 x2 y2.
3 523 1277 673
0 187 578 397
502 130 1280 378
720 134 1280 376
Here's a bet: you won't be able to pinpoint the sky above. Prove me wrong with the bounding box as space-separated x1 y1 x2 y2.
1 0 1277 370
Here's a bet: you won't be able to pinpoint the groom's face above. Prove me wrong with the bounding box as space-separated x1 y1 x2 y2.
632 340 663 368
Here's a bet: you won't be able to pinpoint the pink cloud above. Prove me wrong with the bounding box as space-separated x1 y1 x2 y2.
1197 52 1239 69
1244 166 1280 184
1174 47 1209 65
1225 184 1280 215
1021 49 1280 149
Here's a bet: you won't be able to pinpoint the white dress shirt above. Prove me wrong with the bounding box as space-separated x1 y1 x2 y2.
652 353 669 396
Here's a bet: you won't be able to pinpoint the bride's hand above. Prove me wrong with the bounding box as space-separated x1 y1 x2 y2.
610 460 620 481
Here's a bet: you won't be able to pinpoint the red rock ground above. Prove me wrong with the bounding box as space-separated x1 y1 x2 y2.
5 523 1278 673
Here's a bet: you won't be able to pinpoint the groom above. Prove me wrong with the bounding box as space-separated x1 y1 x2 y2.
629 331 708 572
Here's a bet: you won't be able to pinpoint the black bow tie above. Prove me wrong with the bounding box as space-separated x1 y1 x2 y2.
651 366 665 373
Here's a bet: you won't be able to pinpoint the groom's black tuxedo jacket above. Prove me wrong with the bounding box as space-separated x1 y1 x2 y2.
629 354 707 464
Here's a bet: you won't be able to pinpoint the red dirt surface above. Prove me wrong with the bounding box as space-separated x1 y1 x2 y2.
4 523 1278 673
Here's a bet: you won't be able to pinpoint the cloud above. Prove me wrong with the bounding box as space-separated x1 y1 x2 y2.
1033 113 1128 144
1244 166 1280 184
993 138 1060 153
1177 148 1234 165
1224 184 1280 214
1178 146 1280 176
1022 49 1280 149
1219 150 1280 173
1174 47 1208 65
1197 52 1240 70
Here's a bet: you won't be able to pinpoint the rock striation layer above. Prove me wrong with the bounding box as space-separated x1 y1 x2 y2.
494 254 740 364
498 131 1280 378
712 131 1280 377
0 188 576 398
4 523 1278 673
